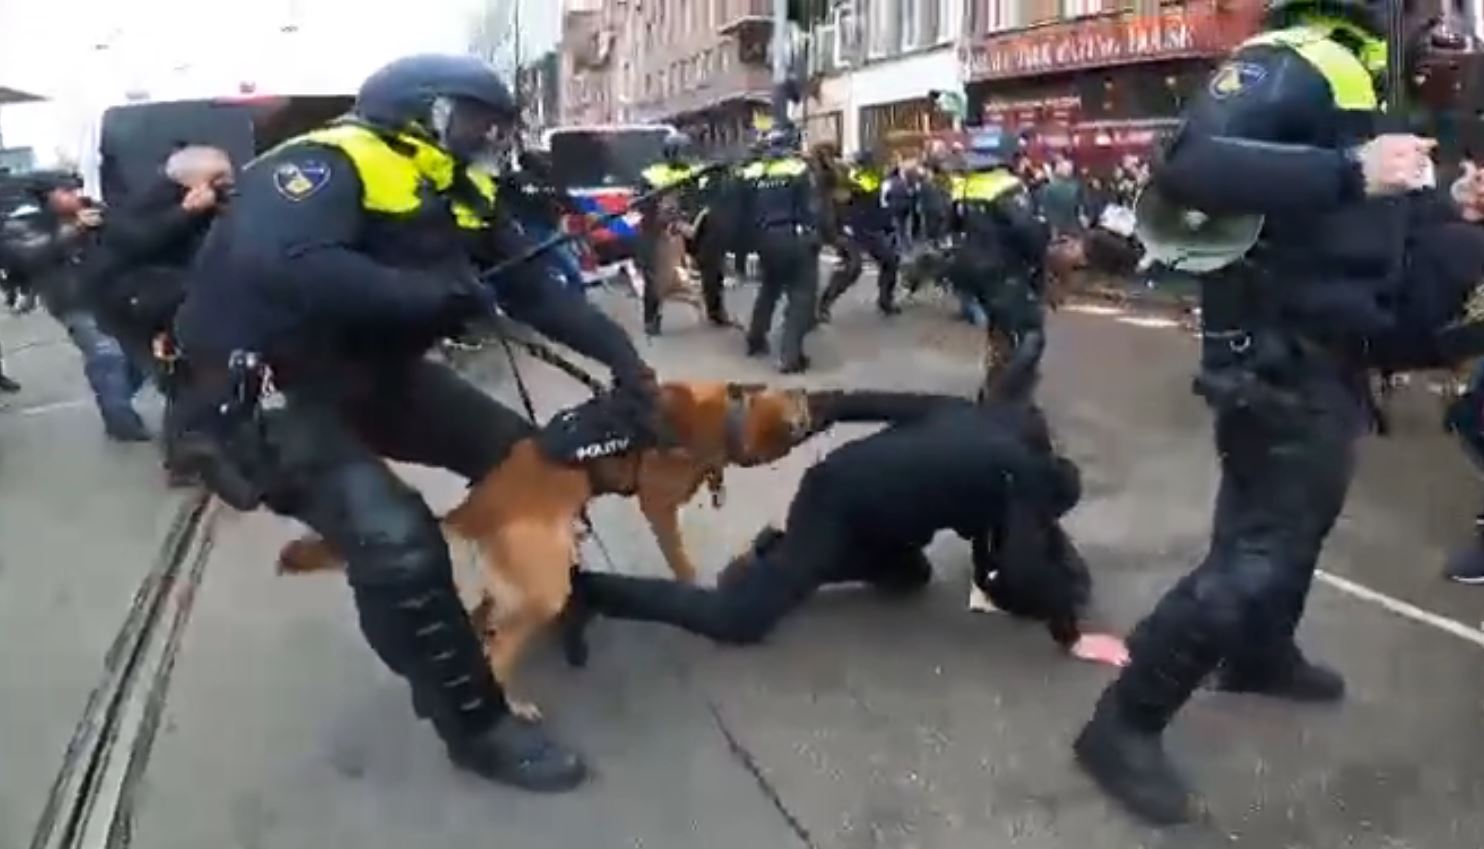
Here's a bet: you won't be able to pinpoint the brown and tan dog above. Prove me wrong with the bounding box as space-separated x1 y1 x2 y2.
278 381 818 716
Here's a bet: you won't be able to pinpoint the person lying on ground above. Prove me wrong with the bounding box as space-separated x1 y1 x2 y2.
561 393 1130 667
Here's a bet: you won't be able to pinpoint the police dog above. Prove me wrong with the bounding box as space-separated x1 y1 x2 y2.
277 381 819 716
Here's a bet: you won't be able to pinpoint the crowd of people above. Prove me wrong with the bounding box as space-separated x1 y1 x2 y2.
6 0 1484 829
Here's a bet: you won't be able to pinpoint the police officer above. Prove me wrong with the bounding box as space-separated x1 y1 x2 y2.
687 162 742 329
740 124 821 374
1073 0 1441 824
172 55 661 792
635 130 703 335
818 149 900 321
947 132 1051 403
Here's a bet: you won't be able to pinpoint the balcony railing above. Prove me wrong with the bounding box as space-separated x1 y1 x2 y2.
632 61 773 121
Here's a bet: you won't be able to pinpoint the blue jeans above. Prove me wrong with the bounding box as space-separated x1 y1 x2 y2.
59 310 144 426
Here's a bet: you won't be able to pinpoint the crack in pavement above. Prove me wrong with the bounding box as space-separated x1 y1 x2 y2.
705 700 817 849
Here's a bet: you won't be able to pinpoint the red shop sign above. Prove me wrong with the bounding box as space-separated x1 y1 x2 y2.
965 5 1260 81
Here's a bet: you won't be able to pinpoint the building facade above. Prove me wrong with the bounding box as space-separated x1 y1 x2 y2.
960 0 1265 170
559 0 619 125
549 0 1484 168
624 0 776 154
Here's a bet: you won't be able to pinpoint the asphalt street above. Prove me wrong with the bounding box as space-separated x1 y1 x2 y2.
3 276 1484 849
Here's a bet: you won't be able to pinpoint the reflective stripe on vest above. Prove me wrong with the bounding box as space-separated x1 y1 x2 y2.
641 163 698 189
741 159 808 180
954 170 1021 204
288 124 497 229
848 167 882 194
1241 24 1380 111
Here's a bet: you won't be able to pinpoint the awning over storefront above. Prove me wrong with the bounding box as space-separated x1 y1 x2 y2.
0 85 44 105
962 0 1263 83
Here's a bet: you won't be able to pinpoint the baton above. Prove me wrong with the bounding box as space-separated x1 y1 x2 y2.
480 161 730 284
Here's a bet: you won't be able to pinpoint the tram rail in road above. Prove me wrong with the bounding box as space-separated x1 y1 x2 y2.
29 492 220 849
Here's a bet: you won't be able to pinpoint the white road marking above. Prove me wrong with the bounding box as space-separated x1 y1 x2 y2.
1115 315 1183 329
14 398 91 416
1064 303 1127 317
1065 298 1484 648
1316 569 1484 650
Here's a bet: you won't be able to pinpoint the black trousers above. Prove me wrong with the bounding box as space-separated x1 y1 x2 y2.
575 471 929 644
947 255 1047 403
633 229 663 326
748 229 820 369
1100 353 1363 726
823 229 899 310
690 219 729 321
184 358 533 739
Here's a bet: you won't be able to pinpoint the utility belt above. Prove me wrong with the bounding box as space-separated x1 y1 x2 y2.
170 350 282 511
1192 262 1363 419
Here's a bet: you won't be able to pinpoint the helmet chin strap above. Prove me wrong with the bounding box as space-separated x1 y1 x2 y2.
428 96 459 152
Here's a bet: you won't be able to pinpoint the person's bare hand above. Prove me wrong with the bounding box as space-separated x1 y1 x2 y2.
180 183 218 214
1356 135 1437 196
1453 161 1484 222
75 207 103 229
1070 632 1131 667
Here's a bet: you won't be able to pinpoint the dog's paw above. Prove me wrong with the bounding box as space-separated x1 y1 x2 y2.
508 698 544 721
278 537 340 575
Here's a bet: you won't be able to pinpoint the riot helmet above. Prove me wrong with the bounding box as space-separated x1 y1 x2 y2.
761 124 800 157
355 54 520 161
661 130 693 164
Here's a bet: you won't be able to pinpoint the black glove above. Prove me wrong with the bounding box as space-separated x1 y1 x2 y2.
432 273 497 338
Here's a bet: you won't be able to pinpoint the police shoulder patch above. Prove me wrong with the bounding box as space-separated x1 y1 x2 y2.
273 159 332 202
1208 61 1267 100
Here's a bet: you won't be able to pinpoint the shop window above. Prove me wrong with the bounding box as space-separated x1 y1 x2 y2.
900 0 921 51
971 0 1021 35
1026 0 1059 26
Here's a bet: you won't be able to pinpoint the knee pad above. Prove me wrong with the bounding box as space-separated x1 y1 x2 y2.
1184 547 1282 636
328 467 450 590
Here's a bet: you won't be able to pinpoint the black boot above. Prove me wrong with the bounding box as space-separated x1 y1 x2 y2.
0 373 19 393
745 336 771 358
103 409 152 443
357 580 587 792
779 354 810 375
817 278 847 324
644 314 662 337
1074 600 1224 825
1216 645 1345 702
1445 517 1484 585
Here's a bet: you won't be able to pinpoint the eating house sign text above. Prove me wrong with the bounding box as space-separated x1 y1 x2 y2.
965 6 1259 81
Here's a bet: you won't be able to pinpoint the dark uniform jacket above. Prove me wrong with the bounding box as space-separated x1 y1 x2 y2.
841 166 890 235
740 155 819 233
1154 18 1399 340
951 168 1050 279
175 122 642 379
